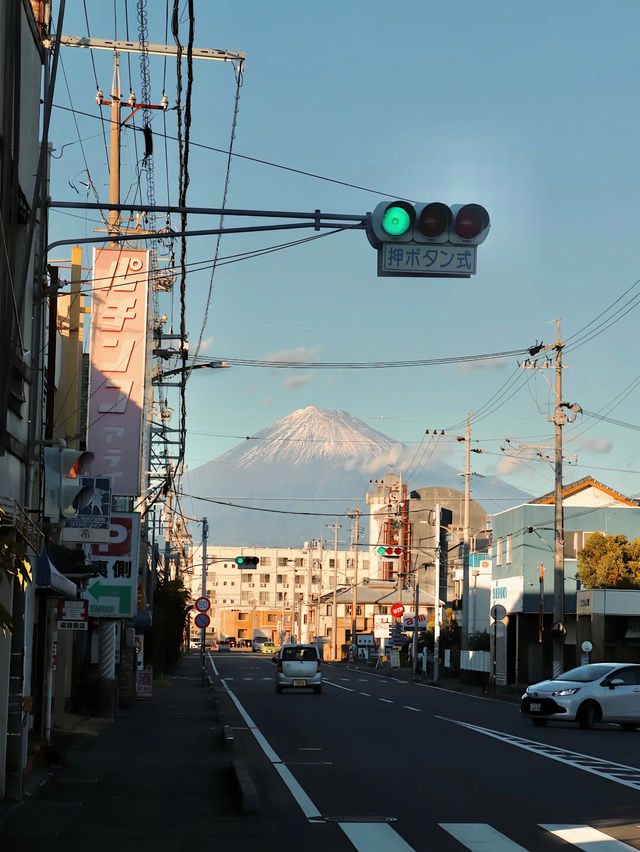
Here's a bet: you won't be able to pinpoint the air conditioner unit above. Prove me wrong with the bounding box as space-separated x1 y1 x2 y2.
479 560 491 569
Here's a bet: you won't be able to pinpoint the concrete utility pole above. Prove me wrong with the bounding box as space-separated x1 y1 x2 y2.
520 321 580 677
433 505 442 682
349 504 360 650
327 519 341 660
462 413 471 649
200 517 208 685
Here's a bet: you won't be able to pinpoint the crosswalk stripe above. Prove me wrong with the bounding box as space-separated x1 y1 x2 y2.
439 823 527 850
540 824 638 850
340 822 415 851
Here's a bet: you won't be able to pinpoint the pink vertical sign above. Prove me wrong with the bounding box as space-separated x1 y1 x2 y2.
88 248 148 496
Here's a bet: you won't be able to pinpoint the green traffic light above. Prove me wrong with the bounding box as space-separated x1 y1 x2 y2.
236 556 244 564
377 546 387 555
382 205 411 236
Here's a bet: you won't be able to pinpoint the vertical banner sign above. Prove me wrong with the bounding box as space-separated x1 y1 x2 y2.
88 248 148 496
83 512 140 618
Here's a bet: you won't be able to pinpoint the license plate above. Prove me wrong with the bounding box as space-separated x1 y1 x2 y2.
293 679 307 687
530 702 541 712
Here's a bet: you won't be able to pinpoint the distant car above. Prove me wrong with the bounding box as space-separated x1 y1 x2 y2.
261 641 279 655
217 640 231 653
521 662 640 730
252 637 268 652
275 643 322 694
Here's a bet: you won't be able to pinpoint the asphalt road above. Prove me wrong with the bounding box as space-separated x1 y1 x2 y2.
211 650 640 851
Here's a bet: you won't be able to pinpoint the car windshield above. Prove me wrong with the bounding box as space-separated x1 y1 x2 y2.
556 664 617 682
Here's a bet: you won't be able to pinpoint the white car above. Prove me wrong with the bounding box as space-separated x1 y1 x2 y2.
275 644 322 694
521 662 640 730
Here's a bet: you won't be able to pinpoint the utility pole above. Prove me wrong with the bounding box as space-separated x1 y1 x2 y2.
520 322 580 677
433 505 442 682
327 519 341 660
200 517 208 686
462 413 471 649
552 322 566 678
350 504 360 651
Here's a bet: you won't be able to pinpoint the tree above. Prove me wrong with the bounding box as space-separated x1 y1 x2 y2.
145 573 192 675
577 532 640 589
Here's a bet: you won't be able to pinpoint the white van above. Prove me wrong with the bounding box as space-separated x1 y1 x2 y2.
275 644 322 694
252 636 268 652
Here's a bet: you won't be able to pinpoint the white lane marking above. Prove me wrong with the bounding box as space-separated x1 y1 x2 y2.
299 747 322 751
439 823 527 850
541 824 638 850
437 717 640 791
340 822 415 851
325 680 355 692
359 692 371 697
403 706 421 712
379 698 394 704
210 655 414 848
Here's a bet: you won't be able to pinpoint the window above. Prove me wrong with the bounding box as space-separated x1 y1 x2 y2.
242 573 252 582
238 613 247 621
496 537 502 566
565 531 600 559
506 535 512 564
326 604 332 616
223 581 227 586
260 557 271 566
276 574 283 583
329 558 335 568
260 574 271 583
267 614 277 622
312 574 321 584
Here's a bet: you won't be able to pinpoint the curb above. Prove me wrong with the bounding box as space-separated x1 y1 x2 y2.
229 757 259 813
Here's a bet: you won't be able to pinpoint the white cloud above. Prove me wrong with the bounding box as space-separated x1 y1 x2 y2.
199 337 214 353
569 436 612 454
283 372 315 390
266 346 321 363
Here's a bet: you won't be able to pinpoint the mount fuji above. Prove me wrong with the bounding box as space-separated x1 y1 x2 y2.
182 406 530 546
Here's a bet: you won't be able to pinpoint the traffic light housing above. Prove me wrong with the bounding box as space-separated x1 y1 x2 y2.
376 546 403 557
43 447 95 522
235 555 259 567
366 200 490 278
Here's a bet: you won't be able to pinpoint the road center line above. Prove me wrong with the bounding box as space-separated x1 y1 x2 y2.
403 706 421 712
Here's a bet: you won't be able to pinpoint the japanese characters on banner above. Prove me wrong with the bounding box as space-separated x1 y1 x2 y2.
88 248 148 497
83 512 140 619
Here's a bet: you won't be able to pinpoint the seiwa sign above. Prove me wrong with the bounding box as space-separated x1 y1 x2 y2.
402 613 427 631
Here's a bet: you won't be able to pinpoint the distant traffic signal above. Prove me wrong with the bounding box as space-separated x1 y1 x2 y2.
235 555 259 567
366 200 490 278
376 546 403 557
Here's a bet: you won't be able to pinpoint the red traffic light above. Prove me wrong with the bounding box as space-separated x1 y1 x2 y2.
452 204 490 241
377 546 403 557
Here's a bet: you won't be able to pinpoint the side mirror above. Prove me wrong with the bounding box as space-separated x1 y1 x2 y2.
609 677 624 689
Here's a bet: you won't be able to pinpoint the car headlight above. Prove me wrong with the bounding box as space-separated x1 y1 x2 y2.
551 687 580 696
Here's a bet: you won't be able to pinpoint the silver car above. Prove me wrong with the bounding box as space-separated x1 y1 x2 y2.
275 643 322 694
521 662 640 730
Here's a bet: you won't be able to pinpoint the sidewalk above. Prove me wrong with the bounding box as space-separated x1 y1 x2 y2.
0 652 277 852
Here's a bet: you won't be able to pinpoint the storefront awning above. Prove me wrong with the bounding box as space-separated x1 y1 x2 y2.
36 549 77 598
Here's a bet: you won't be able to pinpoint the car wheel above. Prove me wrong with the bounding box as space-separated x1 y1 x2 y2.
313 685 322 694
532 718 547 727
619 722 638 732
577 701 598 730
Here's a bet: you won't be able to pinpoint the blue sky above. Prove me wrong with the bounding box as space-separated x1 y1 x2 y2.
47 1 640 506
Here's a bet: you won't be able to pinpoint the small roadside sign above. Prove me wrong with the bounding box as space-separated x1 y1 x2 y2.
194 596 210 613
390 603 405 618
194 612 210 629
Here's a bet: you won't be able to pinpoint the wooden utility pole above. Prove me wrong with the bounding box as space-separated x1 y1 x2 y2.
461 413 471 648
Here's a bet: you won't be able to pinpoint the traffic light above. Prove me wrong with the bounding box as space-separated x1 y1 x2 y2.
376 546 403 557
366 200 490 278
235 555 259 567
43 446 95 522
